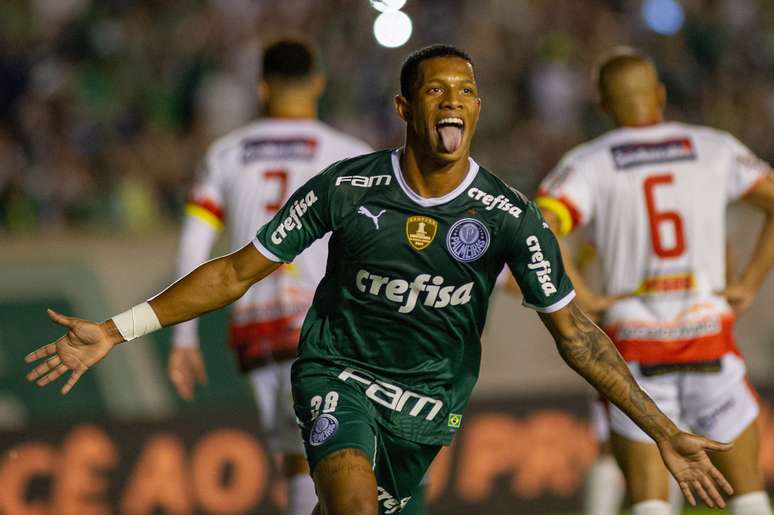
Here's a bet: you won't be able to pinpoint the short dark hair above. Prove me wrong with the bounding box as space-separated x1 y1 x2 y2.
400 44 473 98
594 46 654 97
262 38 319 81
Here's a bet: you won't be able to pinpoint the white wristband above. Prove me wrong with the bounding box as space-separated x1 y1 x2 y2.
111 302 162 341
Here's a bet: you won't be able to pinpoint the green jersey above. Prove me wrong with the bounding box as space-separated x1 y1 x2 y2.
254 149 574 445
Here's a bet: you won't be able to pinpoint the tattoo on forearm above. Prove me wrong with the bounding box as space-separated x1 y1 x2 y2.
555 303 676 441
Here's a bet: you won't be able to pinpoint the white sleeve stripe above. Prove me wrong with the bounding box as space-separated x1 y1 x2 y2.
252 238 284 263
522 290 576 313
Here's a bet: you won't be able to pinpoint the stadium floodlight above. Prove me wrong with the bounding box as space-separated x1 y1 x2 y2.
642 0 685 35
369 0 407 12
373 10 412 48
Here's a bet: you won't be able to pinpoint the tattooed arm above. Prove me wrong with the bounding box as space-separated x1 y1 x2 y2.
539 300 734 508
542 301 676 440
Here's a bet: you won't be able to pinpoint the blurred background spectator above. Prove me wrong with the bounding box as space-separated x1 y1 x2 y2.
3 3 774 513
2 0 774 233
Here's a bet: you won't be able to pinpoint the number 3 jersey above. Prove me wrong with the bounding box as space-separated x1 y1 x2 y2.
537 122 770 365
178 119 372 370
253 149 575 445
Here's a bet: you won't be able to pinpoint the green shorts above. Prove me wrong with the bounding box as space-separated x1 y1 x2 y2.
293 374 440 514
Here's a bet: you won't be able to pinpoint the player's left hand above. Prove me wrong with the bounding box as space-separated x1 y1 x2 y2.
657 431 733 508
715 283 756 315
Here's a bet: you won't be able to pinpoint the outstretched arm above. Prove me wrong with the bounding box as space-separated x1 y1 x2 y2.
150 243 279 326
25 243 280 394
27 161 336 394
540 301 677 441
539 300 734 508
719 177 774 314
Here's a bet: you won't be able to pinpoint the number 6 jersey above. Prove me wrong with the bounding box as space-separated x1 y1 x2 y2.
537 121 770 364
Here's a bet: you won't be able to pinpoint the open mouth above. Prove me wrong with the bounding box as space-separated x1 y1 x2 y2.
436 117 464 154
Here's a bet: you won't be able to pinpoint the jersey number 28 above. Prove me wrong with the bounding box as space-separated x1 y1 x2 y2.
643 173 686 258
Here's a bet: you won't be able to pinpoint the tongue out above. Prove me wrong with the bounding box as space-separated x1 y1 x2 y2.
438 125 462 153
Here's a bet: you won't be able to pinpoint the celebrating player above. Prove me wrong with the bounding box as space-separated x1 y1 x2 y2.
537 48 774 515
27 45 734 515
168 38 372 515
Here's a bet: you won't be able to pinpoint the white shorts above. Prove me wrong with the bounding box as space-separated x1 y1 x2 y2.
248 359 305 455
610 353 759 443
590 395 611 442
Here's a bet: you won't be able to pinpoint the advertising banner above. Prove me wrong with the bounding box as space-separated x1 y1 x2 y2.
2 391 773 514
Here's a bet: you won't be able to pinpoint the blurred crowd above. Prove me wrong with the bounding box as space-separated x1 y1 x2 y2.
2 0 774 233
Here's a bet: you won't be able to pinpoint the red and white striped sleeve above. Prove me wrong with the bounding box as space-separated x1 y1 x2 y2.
535 151 596 236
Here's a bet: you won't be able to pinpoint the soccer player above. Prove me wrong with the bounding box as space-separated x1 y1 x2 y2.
537 48 774 515
167 39 372 515
26 45 734 515
571 239 683 515
582 241 735 515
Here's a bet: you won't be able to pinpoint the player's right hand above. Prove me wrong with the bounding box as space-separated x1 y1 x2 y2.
715 283 756 315
168 347 208 401
25 309 122 395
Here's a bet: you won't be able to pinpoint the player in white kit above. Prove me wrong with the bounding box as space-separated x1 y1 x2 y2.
574 235 683 515
166 39 372 515
538 48 774 515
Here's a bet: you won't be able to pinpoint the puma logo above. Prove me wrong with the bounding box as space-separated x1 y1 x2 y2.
358 206 386 230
